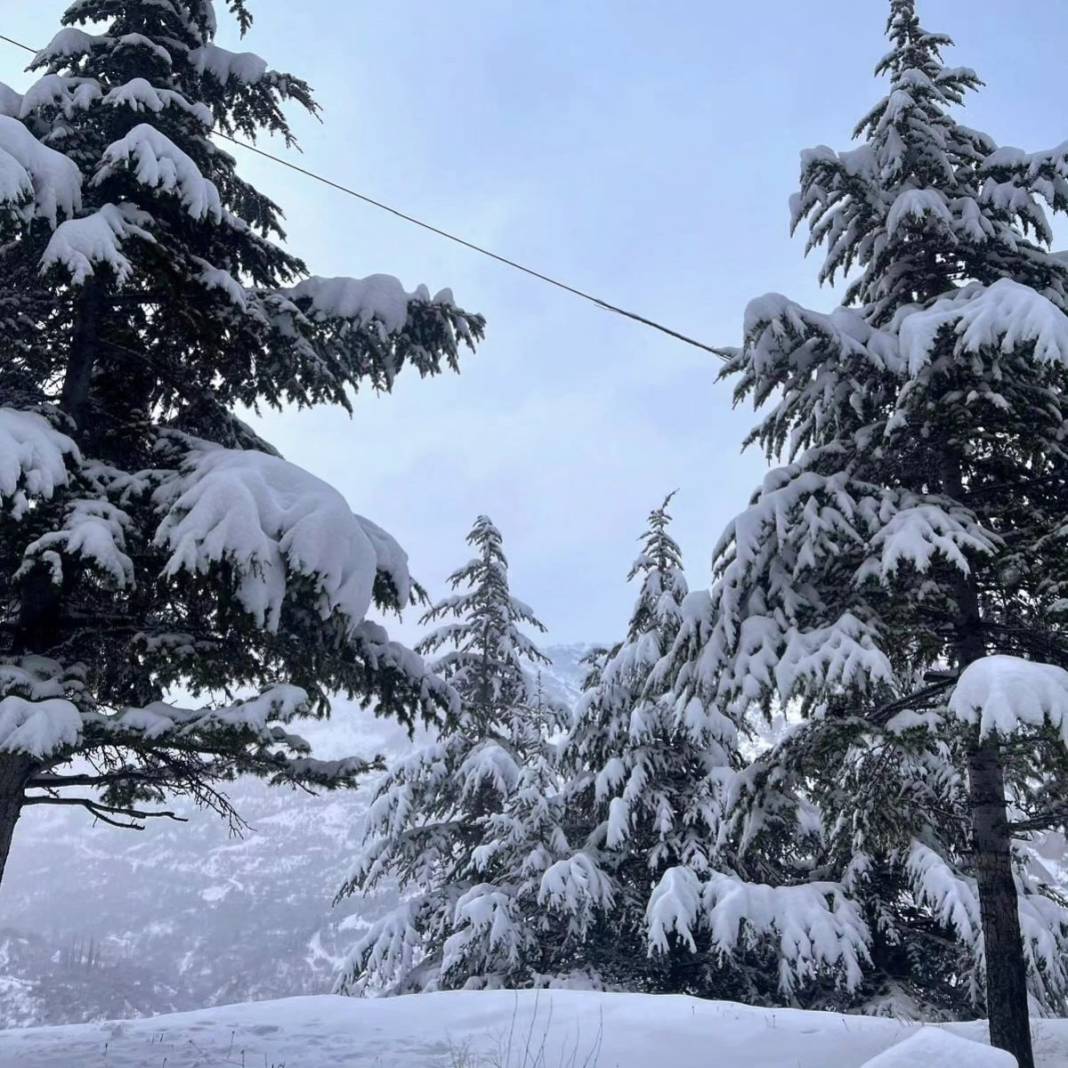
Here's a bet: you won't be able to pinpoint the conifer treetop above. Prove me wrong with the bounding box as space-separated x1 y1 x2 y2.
418 516 551 725
789 0 1064 324
625 491 685 644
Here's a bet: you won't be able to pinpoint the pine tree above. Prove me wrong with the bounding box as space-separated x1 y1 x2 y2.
0 0 483 879
536 494 728 991
335 517 567 993
656 2 1068 1061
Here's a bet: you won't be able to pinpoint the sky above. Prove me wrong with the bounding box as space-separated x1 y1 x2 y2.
3 0 1068 646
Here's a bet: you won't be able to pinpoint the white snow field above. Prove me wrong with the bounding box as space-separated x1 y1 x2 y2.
0 990 1064 1068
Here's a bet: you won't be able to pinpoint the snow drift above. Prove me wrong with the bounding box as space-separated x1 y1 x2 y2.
0 990 1057 1068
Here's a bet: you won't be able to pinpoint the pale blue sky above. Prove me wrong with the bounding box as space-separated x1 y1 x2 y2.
3 1 1067 644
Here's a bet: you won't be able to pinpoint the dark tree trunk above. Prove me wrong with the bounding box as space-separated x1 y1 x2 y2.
13 284 107 655
968 735 1035 1068
940 451 1034 1068
0 754 33 886
13 564 63 655
60 281 103 436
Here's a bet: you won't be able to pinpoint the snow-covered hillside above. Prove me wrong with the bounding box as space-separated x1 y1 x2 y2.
0 648 589 1027
0 990 1054 1068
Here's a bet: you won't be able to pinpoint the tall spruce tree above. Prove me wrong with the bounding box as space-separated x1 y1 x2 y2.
0 0 482 878
335 516 567 993
655 2 1068 1061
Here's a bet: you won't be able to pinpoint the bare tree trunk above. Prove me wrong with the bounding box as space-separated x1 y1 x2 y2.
60 281 103 434
941 451 1035 1068
0 754 33 886
968 735 1034 1067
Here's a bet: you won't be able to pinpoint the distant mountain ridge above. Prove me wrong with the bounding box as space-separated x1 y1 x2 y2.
0 646 591 1027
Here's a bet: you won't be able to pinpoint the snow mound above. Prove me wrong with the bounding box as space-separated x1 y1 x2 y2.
863 1028 1016 1067
0 990 1053 1068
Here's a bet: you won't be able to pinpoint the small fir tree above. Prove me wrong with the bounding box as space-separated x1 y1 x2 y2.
335 517 567 993
541 495 736 994
0 0 482 878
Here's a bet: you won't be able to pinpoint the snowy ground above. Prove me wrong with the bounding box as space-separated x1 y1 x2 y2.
0 990 1064 1068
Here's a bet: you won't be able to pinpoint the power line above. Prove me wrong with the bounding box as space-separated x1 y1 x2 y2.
0 31 725 358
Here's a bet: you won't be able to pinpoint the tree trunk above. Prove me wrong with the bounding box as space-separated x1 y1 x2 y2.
941 452 1034 1068
60 280 103 435
0 754 33 886
968 735 1035 1068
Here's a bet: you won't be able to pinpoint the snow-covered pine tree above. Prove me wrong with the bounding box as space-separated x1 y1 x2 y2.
0 0 482 880
653 2 1068 1062
538 495 739 995
335 516 567 993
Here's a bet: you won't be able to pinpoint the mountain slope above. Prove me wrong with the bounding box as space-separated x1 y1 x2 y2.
0 647 589 1026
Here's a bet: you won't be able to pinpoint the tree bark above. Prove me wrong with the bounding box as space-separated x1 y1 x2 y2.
968 735 1035 1068
940 451 1035 1068
0 754 33 886
13 563 64 655
60 280 103 436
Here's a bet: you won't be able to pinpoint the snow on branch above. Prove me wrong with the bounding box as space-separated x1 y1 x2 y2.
697 458 1002 709
188 43 268 86
32 28 104 66
95 123 222 222
0 680 314 764
17 75 102 120
539 853 616 923
40 202 155 285
0 115 81 226
906 840 1068 1003
949 655 1068 741
442 885 525 981
905 842 982 949
898 279 1068 374
886 188 954 239
0 83 21 119
0 658 73 703
153 442 412 633
0 695 81 759
2 677 375 791
855 503 998 582
103 79 214 128
335 901 427 996
32 28 172 70
98 683 310 741
981 141 1068 217
0 408 79 518
742 294 902 378
647 868 871 996
18 498 135 589
459 741 521 799
267 274 483 397
284 275 456 339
